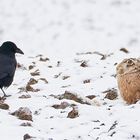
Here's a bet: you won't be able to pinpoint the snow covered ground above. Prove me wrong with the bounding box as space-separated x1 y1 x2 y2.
0 0 140 139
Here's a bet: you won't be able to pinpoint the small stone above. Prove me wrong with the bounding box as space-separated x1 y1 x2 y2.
103 88 118 100
11 107 32 121
30 69 40 76
29 65 34 70
83 79 91 84
0 103 9 110
67 107 79 119
19 94 31 99
86 95 96 99
28 78 38 85
20 122 32 127
120 48 129 53
50 91 90 105
80 61 88 67
23 133 33 140
39 78 48 84
39 57 49 62
26 84 40 92
52 102 70 109
62 76 70 80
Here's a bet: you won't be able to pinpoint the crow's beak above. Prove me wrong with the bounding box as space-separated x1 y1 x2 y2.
16 48 24 55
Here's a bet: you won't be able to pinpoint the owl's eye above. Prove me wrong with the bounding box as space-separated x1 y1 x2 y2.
126 59 134 66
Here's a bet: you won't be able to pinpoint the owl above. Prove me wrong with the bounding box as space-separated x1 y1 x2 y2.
116 58 140 104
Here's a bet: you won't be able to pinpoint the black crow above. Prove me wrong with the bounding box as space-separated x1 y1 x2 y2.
0 41 24 97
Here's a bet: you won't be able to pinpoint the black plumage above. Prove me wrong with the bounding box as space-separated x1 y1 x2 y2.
0 41 24 97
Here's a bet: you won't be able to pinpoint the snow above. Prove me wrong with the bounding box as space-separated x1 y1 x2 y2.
0 0 140 139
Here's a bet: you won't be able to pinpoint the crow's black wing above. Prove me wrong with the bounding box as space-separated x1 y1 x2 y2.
0 54 16 80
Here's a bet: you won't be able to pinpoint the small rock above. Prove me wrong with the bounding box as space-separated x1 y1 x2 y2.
11 107 32 121
28 78 38 85
52 91 90 105
30 69 40 76
86 95 96 99
52 102 70 109
80 61 88 67
17 63 26 70
26 84 40 92
28 65 35 70
120 48 129 53
62 76 70 80
23 133 34 140
39 57 49 62
0 103 9 110
103 88 118 100
39 78 48 84
57 61 61 67
48 66 53 68
83 79 91 84
67 107 79 119
20 122 32 127
19 94 31 99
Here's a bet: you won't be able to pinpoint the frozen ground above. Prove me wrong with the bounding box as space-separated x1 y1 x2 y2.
0 0 140 140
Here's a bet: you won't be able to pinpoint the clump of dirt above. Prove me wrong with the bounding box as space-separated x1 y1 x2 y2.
11 107 32 121
19 94 31 99
20 122 32 127
67 107 79 119
103 88 118 100
21 78 40 92
39 57 49 62
0 102 9 110
28 62 36 70
30 69 40 76
17 63 26 70
51 91 90 105
23 133 35 140
120 48 129 53
62 76 70 80
86 95 96 99
52 102 70 109
83 79 91 84
39 78 48 84
80 61 88 67
25 84 40 92
28 78 38 85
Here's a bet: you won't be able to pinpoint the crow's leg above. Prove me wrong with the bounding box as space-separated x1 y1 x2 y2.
1 88 11 97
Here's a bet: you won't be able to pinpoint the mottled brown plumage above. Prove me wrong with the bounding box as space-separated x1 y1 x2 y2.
116 58 140 104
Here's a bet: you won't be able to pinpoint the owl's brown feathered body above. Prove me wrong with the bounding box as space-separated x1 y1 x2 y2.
116 58 140 104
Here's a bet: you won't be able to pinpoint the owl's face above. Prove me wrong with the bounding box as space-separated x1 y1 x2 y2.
116 58 140 75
